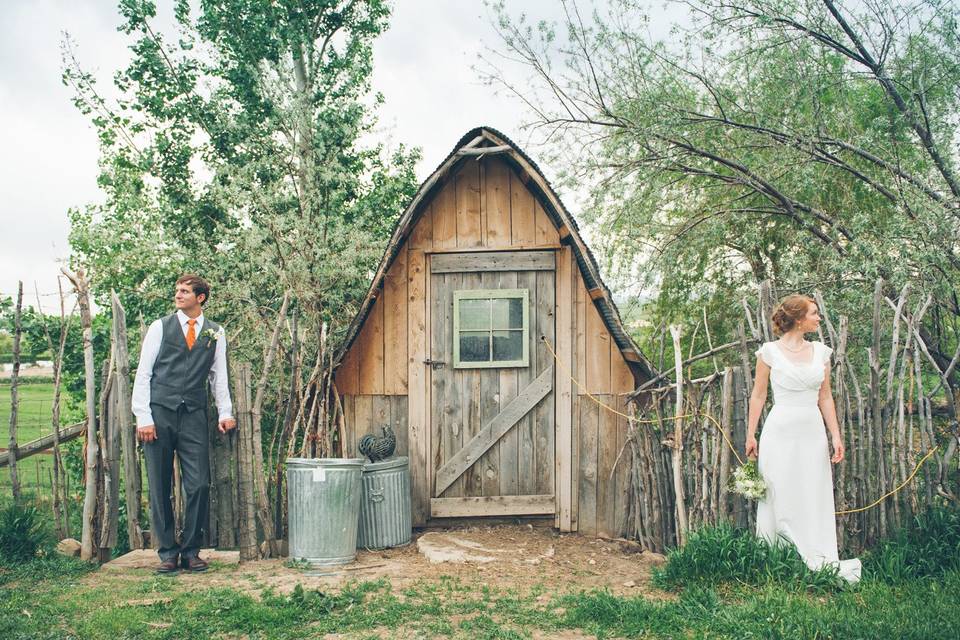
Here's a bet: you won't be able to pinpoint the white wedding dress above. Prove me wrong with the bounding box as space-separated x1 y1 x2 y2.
754 340 861 583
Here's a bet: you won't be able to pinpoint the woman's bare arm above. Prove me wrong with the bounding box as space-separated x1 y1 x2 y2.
818 362 845 463
746 358 770 459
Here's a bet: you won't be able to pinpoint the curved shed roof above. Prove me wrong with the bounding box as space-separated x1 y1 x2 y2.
335 126 656 382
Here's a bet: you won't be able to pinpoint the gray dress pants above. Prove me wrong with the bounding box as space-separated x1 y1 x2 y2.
143 402 210 561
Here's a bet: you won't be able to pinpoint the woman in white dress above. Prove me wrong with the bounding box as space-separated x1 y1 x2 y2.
746 294 861 583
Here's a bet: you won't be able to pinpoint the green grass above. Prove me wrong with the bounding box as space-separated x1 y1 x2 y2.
863 506 960 582
2 511 960 640
1 555 958 639
1 379 80 500
558 575 960 639
1 472 957 638
652 522 844 593
0 381 73 444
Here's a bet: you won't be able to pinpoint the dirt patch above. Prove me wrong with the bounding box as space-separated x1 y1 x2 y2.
86 524 670 601
0 365 53 379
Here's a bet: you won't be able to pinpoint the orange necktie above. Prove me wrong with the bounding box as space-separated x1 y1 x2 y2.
186 318 197 350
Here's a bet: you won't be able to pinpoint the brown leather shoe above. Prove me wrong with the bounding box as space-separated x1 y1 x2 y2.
181 554 208 572
156 555 179 574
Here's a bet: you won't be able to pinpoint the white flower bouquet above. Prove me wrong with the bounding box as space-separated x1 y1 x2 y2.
732 459 767 500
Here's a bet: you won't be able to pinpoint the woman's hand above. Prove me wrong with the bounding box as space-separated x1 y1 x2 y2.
831 434 845 463
745 435 759 460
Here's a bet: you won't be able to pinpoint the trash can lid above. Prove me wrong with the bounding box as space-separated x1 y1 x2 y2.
362 456 409 473
286 457 366 469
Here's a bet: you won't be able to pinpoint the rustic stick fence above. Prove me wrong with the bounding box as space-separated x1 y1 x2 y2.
624 279 960 554
9 286 351 564
10 273 957 562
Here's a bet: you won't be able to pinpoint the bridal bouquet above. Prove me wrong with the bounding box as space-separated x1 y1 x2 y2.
732 460 767 500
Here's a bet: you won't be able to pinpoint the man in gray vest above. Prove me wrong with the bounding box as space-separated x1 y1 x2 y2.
132 274 236 573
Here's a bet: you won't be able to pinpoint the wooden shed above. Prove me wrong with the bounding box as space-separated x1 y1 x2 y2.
333 127 656 537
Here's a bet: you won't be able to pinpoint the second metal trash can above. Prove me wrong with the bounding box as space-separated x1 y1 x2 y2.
357 456 412 549
286 457 365 567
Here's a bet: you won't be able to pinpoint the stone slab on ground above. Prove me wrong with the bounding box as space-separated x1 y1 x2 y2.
101 548 239 571
417 531 513 564
56 538 81 557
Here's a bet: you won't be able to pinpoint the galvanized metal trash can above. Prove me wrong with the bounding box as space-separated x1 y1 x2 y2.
286 457 365 567
357 456 412 549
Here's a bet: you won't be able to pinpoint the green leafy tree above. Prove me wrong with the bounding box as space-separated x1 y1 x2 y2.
485 0 960 371
62 0 419 380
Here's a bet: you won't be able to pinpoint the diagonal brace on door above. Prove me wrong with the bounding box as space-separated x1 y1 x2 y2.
434 366 554 495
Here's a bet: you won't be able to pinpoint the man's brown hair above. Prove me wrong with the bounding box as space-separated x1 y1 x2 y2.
176 274 211 306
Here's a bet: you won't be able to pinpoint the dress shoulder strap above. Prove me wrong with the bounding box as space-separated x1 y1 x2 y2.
755 341 775 367
816 340 834 365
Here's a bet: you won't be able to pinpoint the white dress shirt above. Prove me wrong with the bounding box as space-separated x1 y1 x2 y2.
132 309 233 428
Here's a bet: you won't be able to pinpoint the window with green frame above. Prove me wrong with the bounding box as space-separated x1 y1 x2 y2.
453 289 529 368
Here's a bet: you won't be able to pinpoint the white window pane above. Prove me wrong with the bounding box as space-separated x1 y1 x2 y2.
492 330 523 361
460 331 490 362
508 297 523 328
491 297 524 329
459 299 490 331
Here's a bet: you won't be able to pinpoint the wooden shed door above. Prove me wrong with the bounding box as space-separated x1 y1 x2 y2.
428 250 557 518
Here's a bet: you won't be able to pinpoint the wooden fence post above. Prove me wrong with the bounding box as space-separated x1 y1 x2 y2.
669 324 688 545
111 292 143 549
233 362 259 562
717 367 734 521
97 357 119 561
6 281 23 501
62 267 100 562
211 404 238 547
250 293 288 557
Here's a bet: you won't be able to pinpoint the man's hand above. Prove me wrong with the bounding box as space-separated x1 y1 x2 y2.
218 417 237 434
137 425 157 443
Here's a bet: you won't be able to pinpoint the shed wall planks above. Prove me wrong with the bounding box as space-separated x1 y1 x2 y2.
383 251 408 395
433 181 458 249
407 248 429 525
510 170 536 245
335 155 639 533
357 294 384 395
456 163 482 248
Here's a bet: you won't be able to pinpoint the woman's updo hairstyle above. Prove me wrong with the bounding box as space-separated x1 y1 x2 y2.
771 294 816 336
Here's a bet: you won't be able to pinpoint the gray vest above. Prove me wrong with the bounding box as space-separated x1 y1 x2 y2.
150 313 220 412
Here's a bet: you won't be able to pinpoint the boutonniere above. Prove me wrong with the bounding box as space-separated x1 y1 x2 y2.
201 328 219 348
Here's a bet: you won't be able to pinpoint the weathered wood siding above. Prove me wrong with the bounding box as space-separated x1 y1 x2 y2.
335 158 561 396
429 266 555 501
568 254 636 537
334 155 637 533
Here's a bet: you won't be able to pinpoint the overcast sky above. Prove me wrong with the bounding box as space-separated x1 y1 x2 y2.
0 1 675 312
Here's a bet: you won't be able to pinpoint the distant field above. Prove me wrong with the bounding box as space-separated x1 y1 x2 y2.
0 382 73 444
0 382 80 498
0 381 151 502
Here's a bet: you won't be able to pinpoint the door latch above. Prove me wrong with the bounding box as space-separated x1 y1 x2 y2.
423 358 446 370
